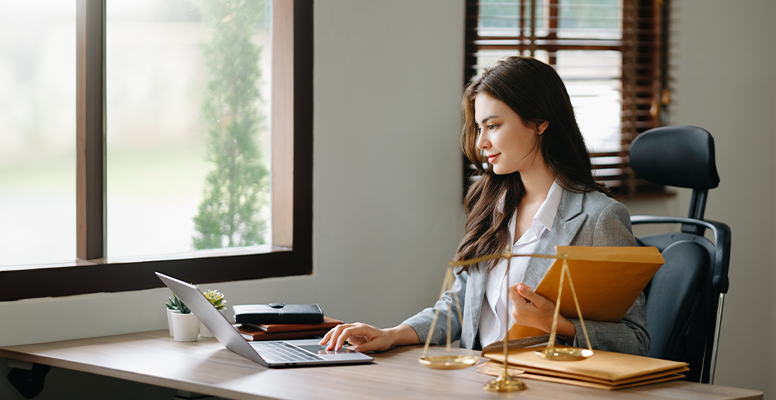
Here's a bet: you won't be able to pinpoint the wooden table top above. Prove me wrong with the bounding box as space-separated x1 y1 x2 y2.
0 330 763 400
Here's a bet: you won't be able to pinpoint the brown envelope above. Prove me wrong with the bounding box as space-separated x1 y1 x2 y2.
485 346 687 383
476 361 688 390
506 246 664 340
516 372 686 390
476 360 688 385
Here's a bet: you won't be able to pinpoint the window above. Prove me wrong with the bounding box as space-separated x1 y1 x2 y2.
464 0 670 197
0 0 313 301
105 2 278 259
0 2 77 267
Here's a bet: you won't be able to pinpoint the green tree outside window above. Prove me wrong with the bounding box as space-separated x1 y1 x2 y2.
192 0 269 250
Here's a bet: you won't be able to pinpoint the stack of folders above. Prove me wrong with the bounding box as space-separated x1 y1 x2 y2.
236 317 343 341
479 347 689 390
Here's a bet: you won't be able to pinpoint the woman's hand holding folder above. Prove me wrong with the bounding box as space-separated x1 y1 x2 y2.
509 283 577 342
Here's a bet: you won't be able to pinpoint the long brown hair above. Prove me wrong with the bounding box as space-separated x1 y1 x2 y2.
456 56 609 272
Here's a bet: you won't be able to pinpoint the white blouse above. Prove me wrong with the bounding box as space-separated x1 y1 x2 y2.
478 181 563 347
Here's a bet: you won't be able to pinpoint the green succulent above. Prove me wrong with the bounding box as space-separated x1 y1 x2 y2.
166 293 191 314
203 289 227 311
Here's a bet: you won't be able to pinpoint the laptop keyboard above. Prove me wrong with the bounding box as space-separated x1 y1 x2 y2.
253 341 326 363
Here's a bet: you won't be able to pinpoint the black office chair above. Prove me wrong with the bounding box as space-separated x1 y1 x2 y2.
628 125 731 384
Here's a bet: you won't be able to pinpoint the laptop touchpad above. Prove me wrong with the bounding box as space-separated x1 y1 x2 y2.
297 344 357 355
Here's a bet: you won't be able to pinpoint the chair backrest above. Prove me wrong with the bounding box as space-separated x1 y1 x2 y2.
629 125 731 384
643 240 708 360
630 125 720 191
630 125 719 234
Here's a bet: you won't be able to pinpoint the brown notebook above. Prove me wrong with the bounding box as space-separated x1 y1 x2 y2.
248 316 343 333
235 325 333 341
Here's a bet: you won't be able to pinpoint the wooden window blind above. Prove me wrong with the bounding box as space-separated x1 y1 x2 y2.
464 0 670 197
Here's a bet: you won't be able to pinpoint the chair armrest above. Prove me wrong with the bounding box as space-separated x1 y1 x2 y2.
631 216 731 294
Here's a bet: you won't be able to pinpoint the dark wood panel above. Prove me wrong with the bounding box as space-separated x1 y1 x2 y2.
0 250 308 302
291 0 314 270
76 0 105 261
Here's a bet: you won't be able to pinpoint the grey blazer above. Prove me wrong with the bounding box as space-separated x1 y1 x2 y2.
401 189 650 356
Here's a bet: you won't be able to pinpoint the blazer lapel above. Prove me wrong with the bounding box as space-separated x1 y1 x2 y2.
522 190 587 288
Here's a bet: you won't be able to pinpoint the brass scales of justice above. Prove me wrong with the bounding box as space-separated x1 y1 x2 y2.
417 248 594 393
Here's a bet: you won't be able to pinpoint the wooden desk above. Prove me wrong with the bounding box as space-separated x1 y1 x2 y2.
0 330 763 400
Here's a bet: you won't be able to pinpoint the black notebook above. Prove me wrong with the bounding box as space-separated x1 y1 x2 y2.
233 303 324 324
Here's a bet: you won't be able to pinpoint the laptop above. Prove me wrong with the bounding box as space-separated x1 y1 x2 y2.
156 272 373 367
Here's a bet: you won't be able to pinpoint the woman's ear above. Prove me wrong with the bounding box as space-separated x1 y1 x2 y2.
537 120 549 135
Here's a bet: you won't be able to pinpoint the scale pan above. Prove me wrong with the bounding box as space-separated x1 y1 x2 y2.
535 346 593 361
418 355 479 369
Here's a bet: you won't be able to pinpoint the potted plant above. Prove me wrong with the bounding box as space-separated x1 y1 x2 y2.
166 293 199 342
165 293 186 336
200 289 227 338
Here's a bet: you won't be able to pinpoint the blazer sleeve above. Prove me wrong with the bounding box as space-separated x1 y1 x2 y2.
568 201 651 356
400 270 468 347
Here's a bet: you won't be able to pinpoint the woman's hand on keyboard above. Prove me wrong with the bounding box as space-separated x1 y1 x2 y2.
319 323 419 352
319 323 391 352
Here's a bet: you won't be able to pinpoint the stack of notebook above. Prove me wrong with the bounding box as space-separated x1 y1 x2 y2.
235 317 343 341
479 346 689 390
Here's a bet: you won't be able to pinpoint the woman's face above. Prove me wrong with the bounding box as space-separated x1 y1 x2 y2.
474 92 547 175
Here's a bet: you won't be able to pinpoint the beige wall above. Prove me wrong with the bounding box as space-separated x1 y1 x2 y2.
1 0 775 398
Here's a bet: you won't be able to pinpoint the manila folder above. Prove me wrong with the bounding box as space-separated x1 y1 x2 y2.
508 246 664 340
486 346 687 383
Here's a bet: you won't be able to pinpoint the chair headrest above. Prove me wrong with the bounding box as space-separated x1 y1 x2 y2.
629 125 720 189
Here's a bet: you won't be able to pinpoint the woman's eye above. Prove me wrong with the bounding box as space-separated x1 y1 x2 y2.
487 124 497 130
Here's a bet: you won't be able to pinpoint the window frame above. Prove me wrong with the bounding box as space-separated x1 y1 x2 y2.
0 0 313 302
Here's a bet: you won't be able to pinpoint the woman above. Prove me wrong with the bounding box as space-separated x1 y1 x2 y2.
320 56 649 356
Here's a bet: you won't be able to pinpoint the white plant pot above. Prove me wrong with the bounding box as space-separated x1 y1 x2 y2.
171 312 200 342
200 309 226 337
167 309 176 337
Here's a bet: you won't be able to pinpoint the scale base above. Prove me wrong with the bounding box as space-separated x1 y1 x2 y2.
483 372 527 392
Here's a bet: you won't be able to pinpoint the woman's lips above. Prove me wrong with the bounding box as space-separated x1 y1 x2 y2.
487 154 499 163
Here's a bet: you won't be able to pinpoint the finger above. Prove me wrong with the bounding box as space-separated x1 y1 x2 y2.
319 328 354 346
335 326 366 350
336 323 376 350
325 324 351 349
508 284 527 304
516 283 539 302
318 328 336 345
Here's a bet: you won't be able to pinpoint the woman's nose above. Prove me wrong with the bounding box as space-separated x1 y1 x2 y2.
476 131 489 150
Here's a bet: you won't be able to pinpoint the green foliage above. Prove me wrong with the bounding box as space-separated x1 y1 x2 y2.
192 0 269 249
202 289 227 310
166 293 191 314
